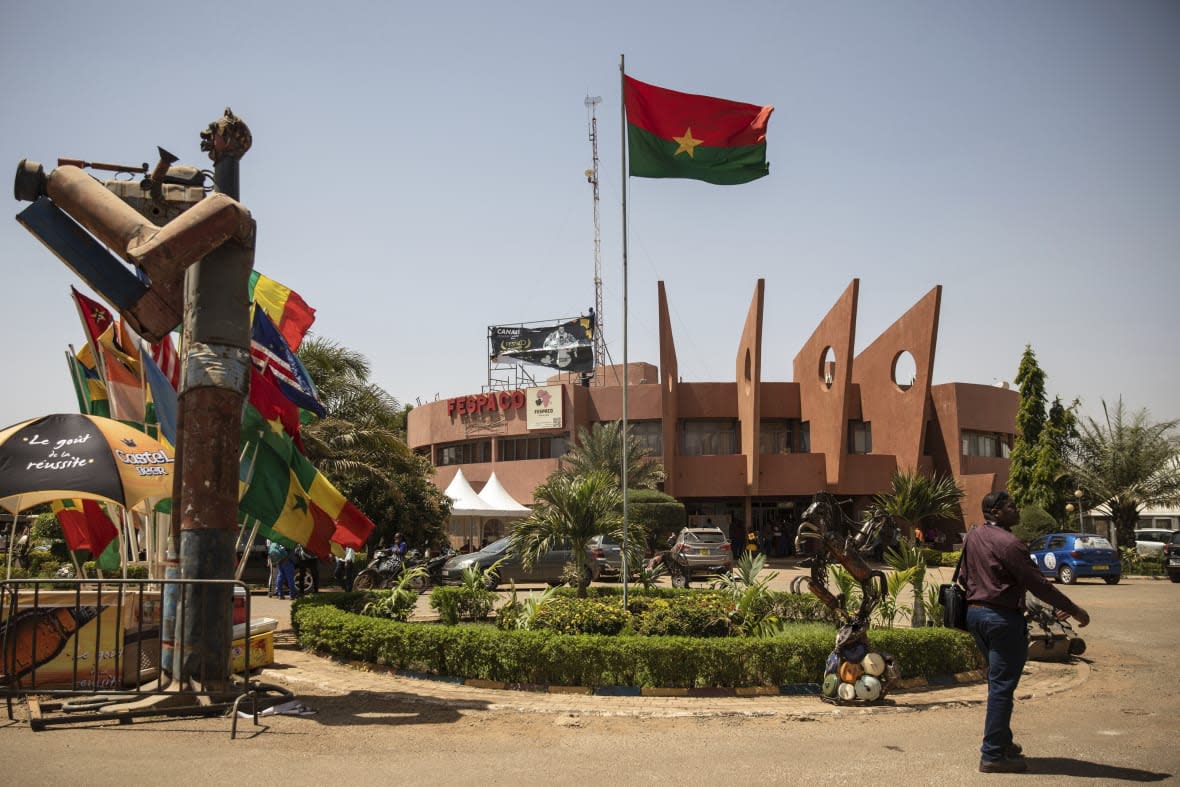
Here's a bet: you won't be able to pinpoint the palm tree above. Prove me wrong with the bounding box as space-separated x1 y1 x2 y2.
1067 399 1180 548
558 421 665 491
871 469 965 627
508 471 632 598
297 337 451 547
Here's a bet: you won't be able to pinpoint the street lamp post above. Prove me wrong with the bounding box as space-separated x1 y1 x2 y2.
1074 489 1085 534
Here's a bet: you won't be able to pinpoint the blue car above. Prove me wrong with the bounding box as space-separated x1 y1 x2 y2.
1028 532 1121 585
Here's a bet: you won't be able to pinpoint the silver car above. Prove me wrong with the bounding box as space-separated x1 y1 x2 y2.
1133 529 1173 557
667 527 733 588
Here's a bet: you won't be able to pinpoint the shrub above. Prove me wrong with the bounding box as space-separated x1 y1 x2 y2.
1119 548 1163 576
634 594 732 637
1013 505 1059 542
530 596 630 635
429 584 495 624
291 598 983 687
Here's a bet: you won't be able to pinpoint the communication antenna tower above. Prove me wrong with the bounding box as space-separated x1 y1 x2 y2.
584 95 609 379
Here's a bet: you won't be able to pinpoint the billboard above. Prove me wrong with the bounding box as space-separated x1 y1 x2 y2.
490 317 594 373
526 386 564 430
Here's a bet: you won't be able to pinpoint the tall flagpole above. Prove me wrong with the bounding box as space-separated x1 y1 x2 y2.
619 54 629 607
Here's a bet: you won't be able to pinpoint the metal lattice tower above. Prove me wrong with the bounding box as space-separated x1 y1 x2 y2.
585 95 606 379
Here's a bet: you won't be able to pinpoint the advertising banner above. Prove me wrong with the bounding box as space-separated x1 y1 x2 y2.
489 317 594 373
526 386 564 430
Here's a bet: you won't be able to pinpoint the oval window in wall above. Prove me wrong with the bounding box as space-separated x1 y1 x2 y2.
820 346 836 390
892 350 916 391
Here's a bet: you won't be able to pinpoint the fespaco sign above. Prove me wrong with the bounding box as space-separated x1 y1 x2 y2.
446 389 528 417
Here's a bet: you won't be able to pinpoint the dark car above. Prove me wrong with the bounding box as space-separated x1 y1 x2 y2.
1028 532 1121 585
1165 531 1180 583
439 536 598 590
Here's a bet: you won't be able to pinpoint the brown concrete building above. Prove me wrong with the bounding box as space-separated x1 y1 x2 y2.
407 279 1017 548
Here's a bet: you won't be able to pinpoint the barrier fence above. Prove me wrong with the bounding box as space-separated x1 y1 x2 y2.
0 576 291 737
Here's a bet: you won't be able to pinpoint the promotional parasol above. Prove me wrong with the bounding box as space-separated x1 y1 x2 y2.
0 413 174 514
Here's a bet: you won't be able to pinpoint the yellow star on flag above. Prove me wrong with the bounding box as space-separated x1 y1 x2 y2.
672 127 703 158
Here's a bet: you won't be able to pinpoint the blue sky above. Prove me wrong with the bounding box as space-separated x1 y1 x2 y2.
2 1 1177 428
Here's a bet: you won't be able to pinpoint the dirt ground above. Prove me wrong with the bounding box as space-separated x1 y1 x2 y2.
1 565 1176 785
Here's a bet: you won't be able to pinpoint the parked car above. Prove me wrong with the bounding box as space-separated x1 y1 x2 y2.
1028 532 1121 585
1132 529 1174 557
439 536 598 590
588 534 624 579
665 527 733 588
1164 531 1180 583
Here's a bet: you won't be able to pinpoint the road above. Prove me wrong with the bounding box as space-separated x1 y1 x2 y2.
0 568 1176 786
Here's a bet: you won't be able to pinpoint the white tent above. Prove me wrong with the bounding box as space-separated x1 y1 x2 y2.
477 472 532 517
443 468 531 550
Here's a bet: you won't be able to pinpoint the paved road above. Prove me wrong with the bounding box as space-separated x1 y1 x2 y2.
1 568 1176 785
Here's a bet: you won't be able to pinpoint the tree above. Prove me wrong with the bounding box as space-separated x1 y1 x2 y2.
298 337 451 548
1027 396 1079 520
1066 399 1180 548
508 471 636 598
557 421 665 491
1009 345 1047 507
871 469 965 627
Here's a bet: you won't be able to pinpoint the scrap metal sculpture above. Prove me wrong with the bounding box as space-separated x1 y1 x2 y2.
791 492 900 703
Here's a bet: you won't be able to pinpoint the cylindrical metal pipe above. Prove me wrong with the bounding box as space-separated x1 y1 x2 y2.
44 165 160 256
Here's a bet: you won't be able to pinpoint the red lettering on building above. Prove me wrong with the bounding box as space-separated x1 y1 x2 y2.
446 389 528 419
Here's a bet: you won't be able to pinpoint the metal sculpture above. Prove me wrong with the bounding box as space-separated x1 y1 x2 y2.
791 491 900 703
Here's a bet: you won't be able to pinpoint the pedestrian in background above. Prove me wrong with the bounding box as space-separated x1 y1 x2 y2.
960 490 1090 774
334 546 356 592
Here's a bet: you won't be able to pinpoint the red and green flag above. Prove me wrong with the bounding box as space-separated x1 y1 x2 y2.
51 498 118 556
624 75 773 185
248 271 316 351
239 402 374 556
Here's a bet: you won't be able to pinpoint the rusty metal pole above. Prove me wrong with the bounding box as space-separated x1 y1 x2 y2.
174 109 254 691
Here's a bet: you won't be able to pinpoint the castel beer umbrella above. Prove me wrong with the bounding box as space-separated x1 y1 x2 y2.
0 414 174 577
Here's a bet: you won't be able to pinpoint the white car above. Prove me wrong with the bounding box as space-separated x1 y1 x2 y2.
1133 529 1173 557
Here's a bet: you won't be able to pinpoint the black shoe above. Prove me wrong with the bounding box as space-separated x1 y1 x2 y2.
979 757 1028 774
1005 743 1024 758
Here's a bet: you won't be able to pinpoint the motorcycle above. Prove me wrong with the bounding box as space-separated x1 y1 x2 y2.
402 547 457 591
352 547 405 591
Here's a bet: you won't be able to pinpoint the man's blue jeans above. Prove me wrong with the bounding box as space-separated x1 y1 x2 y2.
967 605 1028 761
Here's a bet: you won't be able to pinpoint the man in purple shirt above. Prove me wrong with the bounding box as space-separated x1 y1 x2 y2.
960 490 1090 774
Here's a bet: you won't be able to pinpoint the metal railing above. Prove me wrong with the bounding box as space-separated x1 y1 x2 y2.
0 576 291 737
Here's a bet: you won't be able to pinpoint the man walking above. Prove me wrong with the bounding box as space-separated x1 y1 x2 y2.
960 490 1090 773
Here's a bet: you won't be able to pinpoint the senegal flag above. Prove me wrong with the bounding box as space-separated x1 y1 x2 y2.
239 403 374 557
624 75 773 185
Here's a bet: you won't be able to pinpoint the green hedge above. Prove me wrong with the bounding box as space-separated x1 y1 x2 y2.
291 594 982 688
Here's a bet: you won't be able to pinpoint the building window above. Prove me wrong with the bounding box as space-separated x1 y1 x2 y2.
681 420 738 456
497 435 568 462
849 420 872 454
961 430 1012 458
437 440 492 466
629 421 663 456
760 419 810 454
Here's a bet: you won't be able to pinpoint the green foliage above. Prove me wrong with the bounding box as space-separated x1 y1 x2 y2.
1067 399 1180 547
710 552 782 637
1013 504 1060 542
510 471 628 598
291 597 983 687
1010 344 1048 507
495 584 560 630
1028 397 1080 519
29 512 71 563
827 566 861 617
870 469 965 531
629 594 733 637
428 565 497 623
874 565 917 628
882 537 928 627
360 565 427 621
1118 548 1164 577
626 489 686 545
529 596 631 635
557 420 665 491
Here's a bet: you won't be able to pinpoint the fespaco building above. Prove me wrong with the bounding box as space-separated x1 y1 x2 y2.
407 279 1016 546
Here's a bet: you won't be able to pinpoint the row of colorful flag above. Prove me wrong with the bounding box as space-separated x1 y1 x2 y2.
58 270 374 564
